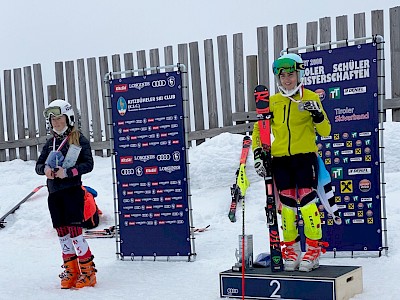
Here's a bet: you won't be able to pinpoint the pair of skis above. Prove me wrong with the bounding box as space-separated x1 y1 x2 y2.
228 85 283 272
254 85 284 272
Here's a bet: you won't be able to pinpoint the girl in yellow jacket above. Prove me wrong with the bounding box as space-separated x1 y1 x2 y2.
252 53 331 272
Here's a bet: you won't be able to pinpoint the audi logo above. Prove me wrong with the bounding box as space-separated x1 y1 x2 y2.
226 288 238 294
152 80 166 88
157 154 171 161
121 168 135 175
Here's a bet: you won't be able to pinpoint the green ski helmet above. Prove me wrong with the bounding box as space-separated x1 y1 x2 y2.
272 53 305 97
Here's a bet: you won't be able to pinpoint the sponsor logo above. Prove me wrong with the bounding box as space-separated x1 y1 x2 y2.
145 167 158 175
333 143 344 148
331 167 343 179
359 131 371 137
129 82 150 90
134 155 156 162
121 168 136 176
172 151 181 161
329 87 341 99
343 86 367 95
114 84 128 92
157 154 171 161
350 157 363 162
340 180 353 193
159 165 181 173
359 179 371 192
315 88 326 101
361 197 372 202
348 168 371 175
321 136 332 140
343 212 355 217
352 219 365 224
117 97 127 116
341 150 353 155
342 132 349 139
167 76 176 87
152 80 167 88
120 156 133 164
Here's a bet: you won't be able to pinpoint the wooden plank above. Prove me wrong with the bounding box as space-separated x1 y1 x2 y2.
0 75 5 161
47 85 57 102
87 57 103 156
390 7 400 121
246 55 258 112
99 56 111 156
273 25 283 94
77 58 90 138
257 27 269 87
65 61 77 112
286 23 298 50
189 41 205 142
233 33 245 114
55 61 65 99
112 54 122 79
23 66 38 160
336 15 348 46
188 122 255 141
217 35 233 127
319 17 331 50
137 50 147 76
4 70 16 160
306 21 318 50
371 9 384 36
273 25 284 59
33 64 47 136
13 68 27 160
204 38 218 129
123 52 134 78
354 12 366 44
164 46 174 71
149 48 160 74
178 43 191 133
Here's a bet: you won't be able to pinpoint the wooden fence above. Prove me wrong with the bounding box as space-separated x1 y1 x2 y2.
0 6 400 162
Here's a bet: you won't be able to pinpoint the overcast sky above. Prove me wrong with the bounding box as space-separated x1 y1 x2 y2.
0 1 398 82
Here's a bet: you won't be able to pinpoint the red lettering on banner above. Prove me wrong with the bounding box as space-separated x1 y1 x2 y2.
120 156 133 164
145 167 158 174
114 84 128 92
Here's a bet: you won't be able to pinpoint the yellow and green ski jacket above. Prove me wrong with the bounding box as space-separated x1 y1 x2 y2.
252 88 331 157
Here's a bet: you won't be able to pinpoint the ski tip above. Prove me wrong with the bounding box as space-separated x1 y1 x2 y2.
254 85 268 92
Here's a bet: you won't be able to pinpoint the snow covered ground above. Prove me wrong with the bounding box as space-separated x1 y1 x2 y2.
0 121 399 300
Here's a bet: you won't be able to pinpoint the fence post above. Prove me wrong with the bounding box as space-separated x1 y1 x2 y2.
390 7 400 121
246 55 258 112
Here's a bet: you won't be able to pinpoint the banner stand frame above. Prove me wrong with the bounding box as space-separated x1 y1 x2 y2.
282 36 388 257
104 64 196 261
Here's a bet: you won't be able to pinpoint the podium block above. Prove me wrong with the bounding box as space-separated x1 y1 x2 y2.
220 265 362 300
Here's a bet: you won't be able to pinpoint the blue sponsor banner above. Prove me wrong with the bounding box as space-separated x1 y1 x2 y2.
109 71 191 257
301 43 382 251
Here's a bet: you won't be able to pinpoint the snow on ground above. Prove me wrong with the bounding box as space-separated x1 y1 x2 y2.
0 122 399 299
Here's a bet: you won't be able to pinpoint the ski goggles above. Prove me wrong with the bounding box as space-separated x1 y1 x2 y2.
272 58 305 75
43 106 63 119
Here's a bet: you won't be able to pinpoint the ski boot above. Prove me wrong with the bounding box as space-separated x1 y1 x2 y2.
281 240 302 271
76 255 97 288
59 255 80 289
299 238 328 272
